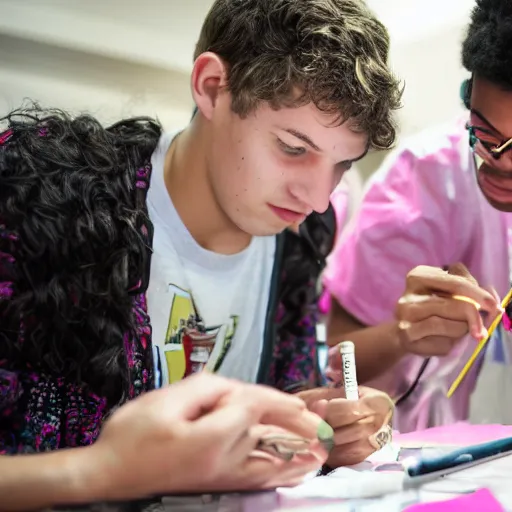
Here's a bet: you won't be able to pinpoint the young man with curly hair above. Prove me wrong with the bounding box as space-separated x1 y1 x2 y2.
0 0 401 507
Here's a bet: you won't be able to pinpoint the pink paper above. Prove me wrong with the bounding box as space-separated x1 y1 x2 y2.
403 488 504 512
395 422 512 447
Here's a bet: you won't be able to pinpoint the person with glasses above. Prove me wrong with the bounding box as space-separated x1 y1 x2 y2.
325 0 512 433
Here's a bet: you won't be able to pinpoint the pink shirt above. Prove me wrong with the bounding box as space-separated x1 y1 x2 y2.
324 120 512 433
319 172 363 315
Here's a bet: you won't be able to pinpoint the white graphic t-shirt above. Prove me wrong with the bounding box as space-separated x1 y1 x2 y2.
146 132 276 386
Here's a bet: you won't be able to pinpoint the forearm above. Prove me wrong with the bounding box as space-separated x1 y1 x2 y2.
330 322 405 382
327 301 405 383
0 447 105 511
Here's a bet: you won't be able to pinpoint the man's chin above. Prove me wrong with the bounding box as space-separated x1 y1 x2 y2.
477 173 512 212
237 219 290 237
482 192 512 212
250 226 287 236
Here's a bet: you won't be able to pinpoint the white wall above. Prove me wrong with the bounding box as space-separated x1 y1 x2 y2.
369 0 475 136
0 34 193 130
0 0 211 129
353 0 475 178
0 0 476 173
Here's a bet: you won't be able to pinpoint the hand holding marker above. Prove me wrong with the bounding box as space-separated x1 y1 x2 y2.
340 340 395 451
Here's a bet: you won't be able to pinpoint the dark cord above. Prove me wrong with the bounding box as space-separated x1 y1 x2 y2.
394 357 430 407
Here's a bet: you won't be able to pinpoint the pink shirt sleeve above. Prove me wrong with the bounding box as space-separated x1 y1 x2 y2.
323 142 471 327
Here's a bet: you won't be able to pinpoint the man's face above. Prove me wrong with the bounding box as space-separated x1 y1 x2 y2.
206 95 368 236
470 76 512 212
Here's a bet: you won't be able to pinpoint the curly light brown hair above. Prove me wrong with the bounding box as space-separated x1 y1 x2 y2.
195 0 402 150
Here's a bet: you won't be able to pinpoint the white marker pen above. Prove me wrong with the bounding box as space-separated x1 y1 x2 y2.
340 341 359 401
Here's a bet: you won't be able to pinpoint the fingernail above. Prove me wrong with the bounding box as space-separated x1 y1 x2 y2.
317 420 334 452
480 327 489 340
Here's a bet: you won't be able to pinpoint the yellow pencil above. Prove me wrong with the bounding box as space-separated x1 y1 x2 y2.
447 288 512 398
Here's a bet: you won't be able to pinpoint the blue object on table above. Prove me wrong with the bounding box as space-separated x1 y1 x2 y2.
405 436 512 485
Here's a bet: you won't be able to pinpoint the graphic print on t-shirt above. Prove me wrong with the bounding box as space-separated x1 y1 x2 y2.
163 284 239 383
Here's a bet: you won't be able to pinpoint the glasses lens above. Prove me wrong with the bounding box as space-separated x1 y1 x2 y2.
469 129 478 150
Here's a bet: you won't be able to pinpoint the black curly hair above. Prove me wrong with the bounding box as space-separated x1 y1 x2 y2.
0 106 161 404
462 0 512 89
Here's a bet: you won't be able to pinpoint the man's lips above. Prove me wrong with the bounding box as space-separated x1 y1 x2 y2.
268 204 308 224
478 171 512 203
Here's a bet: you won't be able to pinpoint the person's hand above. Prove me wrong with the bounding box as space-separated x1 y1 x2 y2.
325 264 502 387
79 373 332 501
395 263 501 357
297 386 394 467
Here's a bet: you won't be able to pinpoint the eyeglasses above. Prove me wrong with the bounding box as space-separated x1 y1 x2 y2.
466 110 512 160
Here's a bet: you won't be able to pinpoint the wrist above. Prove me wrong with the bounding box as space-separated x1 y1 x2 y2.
61 445 112 505
389 320 408 359
45 446 112 506
0 447 107 511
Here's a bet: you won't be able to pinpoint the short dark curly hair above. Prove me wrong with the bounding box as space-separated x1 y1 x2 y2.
462 0 512 89
195 0 403 150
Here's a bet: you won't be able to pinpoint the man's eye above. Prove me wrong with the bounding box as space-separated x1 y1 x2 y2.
277 138 306 156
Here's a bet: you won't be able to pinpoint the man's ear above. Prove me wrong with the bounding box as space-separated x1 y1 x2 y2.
191 52 229 121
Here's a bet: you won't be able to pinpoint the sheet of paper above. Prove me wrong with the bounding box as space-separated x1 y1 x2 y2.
419 453 512 509
278 492 422 512
395 422 512 448
345 443 402 472
278 467 405 500
278 451 512 510
403 488 505 512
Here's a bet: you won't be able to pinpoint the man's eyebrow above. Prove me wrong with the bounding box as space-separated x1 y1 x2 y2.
284 128 321 152
284 127 369 163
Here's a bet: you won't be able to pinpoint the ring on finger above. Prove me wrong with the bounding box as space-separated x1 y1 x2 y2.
368 424 393 451
255 435 310 462
451 295 481 310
